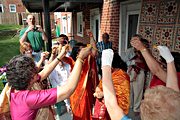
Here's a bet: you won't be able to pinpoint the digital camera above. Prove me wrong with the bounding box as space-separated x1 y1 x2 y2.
33 26 38 31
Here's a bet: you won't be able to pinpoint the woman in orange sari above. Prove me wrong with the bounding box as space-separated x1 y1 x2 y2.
93 52 130 120
63 42 99 120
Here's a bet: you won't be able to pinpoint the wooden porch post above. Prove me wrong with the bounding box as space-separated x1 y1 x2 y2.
42 0 52 52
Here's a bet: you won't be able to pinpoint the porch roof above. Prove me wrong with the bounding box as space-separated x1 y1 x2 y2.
22 0 103 12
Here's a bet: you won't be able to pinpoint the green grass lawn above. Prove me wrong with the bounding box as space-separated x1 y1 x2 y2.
0 24 22 92
0 36 20 67
0 24 22 31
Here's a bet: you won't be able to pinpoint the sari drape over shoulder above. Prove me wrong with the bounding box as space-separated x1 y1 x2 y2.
67 55 99 120
98 69 130 115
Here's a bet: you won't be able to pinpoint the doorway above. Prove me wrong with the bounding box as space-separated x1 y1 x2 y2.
119 0 141 58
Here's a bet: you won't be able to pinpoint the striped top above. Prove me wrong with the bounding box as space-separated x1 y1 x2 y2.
96 41 112 65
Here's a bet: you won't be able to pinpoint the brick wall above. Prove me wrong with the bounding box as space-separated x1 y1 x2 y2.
73 5 94 44
100 0 120 51
72 4 102 44
1 0 26 13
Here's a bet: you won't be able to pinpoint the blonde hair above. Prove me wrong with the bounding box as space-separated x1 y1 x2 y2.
20 42 32 54
140 85 180 120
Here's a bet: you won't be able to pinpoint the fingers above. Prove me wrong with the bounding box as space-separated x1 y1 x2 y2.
130 37 146 50
101 49 114 68
57 44 63 54
93 92 103 98
157 45 174 63
78 46 91 60
157 45 168 51
41 51 49 60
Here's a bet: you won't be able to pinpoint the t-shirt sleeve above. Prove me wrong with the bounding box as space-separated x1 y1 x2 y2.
19 29 25 39
26 88 57 109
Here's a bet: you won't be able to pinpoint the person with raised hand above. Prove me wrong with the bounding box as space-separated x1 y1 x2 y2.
6 44 91 120
157 46 179 92
140 46 180 120
131 38 180 89
19 14 48 62
101 49 131 120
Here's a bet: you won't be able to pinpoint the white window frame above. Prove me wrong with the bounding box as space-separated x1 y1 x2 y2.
119 0 141 57
77 12 83 37
9 4 16 12
0 4 4 13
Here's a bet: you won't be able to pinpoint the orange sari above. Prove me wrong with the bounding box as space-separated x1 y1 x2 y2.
98 69 130 115
64 55 99 120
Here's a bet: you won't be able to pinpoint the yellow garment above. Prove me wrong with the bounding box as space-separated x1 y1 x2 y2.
98 69 130 114
0 83 10 114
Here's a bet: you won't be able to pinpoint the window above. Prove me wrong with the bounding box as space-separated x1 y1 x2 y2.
77 12 83 37
0 4 4 13
9 4 16 12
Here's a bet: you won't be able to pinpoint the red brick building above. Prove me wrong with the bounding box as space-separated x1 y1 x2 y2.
0 0 26 13
0 0 27 24
21 0 180 55
64 0 180 57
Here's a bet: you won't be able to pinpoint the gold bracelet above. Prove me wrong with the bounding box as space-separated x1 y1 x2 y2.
76 57 84 64
140 48 147 52
56 57 61 62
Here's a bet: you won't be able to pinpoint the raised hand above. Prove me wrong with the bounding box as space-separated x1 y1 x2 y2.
51 45 59 56
35 25 43 32
58 44 69 57
94 87 104 99
41 51 49 61
130 36 146 51
101 49 114 68
25 25 34 33
86 29 93 37
157 46 174 63
78 46 92 60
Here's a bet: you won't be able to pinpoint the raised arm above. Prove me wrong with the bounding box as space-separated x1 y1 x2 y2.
101 49 126 120
19 25 34 45
87 29 98 56
48 45 58 64
39 44 67 80
36 52 49 71
36 25 48 42
157 46 179 92
56 47 91 102
131 37 167 82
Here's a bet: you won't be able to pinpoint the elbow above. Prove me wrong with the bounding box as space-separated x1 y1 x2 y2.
65 85 76 98
150 64 162 75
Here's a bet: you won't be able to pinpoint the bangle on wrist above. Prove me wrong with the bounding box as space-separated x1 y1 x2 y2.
56 57 61 62
140 48 147 52
76 57 84 64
